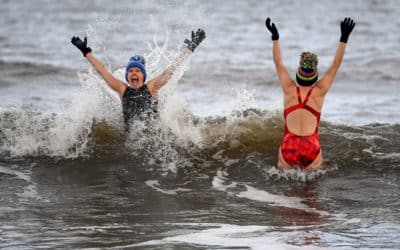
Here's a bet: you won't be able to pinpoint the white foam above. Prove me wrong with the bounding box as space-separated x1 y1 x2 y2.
374 152 400 160
342 218 362 225
120 223 334 250
145 180 191 195
0 165 43 201
0 165 31 182
0 71 122 159
211 170 238 192
340 132 387 142
262 167 330 182
229 85 259 112
212 171 329 216
156 48 204 149
1 37 207 161
239 186 311 211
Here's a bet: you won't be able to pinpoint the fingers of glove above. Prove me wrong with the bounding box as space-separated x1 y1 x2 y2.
195 30 200 40
72 36 83 44
342 17 355 31
272 23 277 33
349 19 356 29
199 29 205 37
266 17 271 29
198 30 206 41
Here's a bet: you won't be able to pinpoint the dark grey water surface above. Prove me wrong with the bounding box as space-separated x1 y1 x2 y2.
1 0 400 249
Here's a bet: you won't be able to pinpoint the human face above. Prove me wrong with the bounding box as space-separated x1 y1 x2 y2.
127 67 144 89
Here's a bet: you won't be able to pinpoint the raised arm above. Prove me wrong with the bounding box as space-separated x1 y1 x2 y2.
317 18 356 94
146 48 192 96
265 18 293 93
147 29 206 96
71 36 126 98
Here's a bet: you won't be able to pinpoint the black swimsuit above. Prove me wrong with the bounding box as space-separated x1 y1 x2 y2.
121 85 158 126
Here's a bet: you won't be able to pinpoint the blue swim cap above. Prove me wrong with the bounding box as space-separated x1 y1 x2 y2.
125 55 147 83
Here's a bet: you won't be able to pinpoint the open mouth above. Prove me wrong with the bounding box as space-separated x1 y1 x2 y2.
130 77 139 84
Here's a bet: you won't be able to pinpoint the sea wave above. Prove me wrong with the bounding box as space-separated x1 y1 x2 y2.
1 106 398 173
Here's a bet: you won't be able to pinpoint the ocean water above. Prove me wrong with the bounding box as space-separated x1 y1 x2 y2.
1 0 399 249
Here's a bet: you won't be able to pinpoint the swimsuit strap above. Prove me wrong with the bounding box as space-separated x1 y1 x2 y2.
296 87 302 103
284 103 302 118
284 86 321 122
284 86 322 135
295 86 313 105
301 87 321 123
303 106 321 123
302 87 314 105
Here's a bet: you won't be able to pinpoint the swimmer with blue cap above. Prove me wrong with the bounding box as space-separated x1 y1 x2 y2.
71 29 206 126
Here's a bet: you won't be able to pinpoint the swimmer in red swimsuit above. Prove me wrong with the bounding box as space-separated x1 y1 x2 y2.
265 17 356 170
281 86 321 168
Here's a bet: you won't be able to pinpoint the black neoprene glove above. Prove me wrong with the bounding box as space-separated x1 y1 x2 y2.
184 29 206 52
340 17 356 43
265 17 279 41
71 36 92 57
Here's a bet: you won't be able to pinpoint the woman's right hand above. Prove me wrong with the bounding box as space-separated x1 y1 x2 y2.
340 17 356 43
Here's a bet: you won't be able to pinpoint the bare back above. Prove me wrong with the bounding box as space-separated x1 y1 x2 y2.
283 80 325 136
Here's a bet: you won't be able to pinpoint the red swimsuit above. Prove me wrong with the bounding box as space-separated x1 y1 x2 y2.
280 87 321 168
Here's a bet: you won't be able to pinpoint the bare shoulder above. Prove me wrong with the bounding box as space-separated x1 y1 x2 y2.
146 79 157 92
314 77 332 96
281 79 296 95
117 84 128 99
145 80 159 98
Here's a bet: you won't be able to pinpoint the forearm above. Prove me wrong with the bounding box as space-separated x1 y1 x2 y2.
86 52 109 77
162 48 191 79
265 18 291 89
317 42 347 93
331 42 347 69
148 28 205 95
86 52 117 85
270 40 292 90
71 36 124 96
332 17 354 69
153 48 192 85
85 52 124 94
272 41 283 67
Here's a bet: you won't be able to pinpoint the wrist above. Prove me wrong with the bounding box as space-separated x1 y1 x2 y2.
271 33 279 41
83 47 92 57
185 41 197 52
339 35 348 43
183 46 193 54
